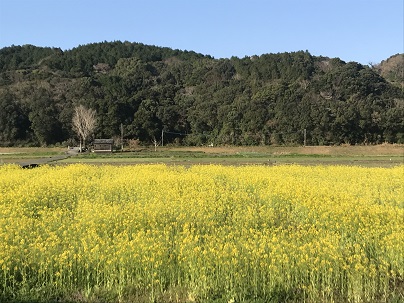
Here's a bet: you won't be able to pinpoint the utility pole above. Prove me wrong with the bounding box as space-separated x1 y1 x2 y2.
161 129 164 147
303 129 307 147
120 123 124 152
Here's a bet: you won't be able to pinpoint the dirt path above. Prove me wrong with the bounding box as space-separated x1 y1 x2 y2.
0 147 79 168
2 155 70 168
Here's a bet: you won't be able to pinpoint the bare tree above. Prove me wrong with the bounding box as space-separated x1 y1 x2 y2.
152 136 160 152
72 105 97 152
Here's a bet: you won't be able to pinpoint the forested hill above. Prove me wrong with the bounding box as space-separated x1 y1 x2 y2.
0 41 403 146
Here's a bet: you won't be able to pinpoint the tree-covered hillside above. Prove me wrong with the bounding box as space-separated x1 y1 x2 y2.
375 54 403 88
0 41 402 146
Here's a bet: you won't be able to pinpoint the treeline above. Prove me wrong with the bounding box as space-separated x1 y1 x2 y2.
0 41 403 146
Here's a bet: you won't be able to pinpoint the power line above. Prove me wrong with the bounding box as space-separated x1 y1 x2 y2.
163 131 189 136
161 130 190 146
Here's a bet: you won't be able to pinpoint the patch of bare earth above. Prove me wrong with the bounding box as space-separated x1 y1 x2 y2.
169 144 404 156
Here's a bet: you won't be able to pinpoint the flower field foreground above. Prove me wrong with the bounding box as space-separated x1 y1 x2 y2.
0 164 403 303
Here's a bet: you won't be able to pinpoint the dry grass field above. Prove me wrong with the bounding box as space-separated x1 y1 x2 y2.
168 144 404 156
0 144 403 156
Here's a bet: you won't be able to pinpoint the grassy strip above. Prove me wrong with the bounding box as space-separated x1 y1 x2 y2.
1 145 403 167
58 155 403 167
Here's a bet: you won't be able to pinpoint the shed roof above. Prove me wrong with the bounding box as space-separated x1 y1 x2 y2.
94 139 114 144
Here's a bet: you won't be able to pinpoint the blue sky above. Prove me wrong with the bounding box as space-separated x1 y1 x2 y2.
0 0 402 64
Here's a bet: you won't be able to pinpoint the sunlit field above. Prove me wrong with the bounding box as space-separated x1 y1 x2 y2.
0 164 403 303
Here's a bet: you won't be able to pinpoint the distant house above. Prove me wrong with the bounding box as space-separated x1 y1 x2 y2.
93 139 114 152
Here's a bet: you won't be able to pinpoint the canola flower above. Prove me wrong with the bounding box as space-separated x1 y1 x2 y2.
0 164 403 302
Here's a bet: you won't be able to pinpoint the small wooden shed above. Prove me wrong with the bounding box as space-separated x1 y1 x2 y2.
93 139 114 152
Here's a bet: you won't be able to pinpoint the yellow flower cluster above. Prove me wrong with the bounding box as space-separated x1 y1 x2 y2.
0 164 403 302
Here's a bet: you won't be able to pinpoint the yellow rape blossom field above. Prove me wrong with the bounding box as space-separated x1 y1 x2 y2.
0 164 403 303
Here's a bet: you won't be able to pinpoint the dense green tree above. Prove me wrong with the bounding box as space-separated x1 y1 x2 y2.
0 41 402 146
28 89 64 145
0 90 30 145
